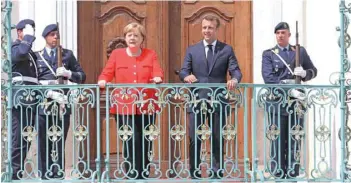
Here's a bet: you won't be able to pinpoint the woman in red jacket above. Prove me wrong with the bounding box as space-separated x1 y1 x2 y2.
98 22 164 179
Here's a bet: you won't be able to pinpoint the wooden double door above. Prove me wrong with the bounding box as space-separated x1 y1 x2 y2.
77 0 252 176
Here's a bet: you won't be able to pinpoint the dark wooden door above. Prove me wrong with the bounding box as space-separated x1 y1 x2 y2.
77 0 252 177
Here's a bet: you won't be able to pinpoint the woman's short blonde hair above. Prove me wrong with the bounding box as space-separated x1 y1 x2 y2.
123 22 146 40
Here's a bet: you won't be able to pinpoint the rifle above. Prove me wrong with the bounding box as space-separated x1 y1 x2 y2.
295 21 301 84
56 22 63 84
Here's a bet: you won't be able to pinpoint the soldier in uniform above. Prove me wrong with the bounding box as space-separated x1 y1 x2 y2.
35 24 86 179
10 19 39 180
261 22 317 179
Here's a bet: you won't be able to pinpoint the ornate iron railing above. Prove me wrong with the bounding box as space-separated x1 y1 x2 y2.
337 0 351 180
0 83 348 182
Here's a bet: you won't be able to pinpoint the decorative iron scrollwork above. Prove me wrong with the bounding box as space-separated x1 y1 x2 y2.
170 125 186 141
196 124 211 141
74 125 88 141
222 124 236 141
118 124 133 141
144 124 160 141
315 125 331 142
290 124 304 141
47 125 63 142
266 124 280 141
22 126 37 142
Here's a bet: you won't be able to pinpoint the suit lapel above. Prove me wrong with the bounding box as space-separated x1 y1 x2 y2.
61 49 68 65
209 41 224 74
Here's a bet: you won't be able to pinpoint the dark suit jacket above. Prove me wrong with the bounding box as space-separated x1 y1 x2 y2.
179 40 242 112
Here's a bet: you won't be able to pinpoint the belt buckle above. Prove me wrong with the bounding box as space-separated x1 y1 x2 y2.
49 80 58 85
282 79 295 84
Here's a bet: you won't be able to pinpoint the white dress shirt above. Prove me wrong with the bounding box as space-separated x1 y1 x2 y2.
203 39 217 58
277 44 289 51
45 47 57 57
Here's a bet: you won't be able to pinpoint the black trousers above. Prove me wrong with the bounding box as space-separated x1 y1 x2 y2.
188 112 225 178
11 108 36 180
37 114 70 179
269 112 303 179
115 114 155 179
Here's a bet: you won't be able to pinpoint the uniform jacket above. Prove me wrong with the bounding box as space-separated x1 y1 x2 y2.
11 35 38 82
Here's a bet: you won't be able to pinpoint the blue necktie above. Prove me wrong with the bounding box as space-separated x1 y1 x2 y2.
50 50 58 71
282 48 289 60
207 45 214 71
50 50 55 63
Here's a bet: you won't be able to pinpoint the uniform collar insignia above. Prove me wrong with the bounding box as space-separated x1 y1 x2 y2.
273 48 279 54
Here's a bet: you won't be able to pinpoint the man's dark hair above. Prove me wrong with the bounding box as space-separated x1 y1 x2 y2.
203 15 220 28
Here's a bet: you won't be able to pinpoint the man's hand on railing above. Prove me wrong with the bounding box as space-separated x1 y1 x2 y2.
98 80 106 88
46 90 68 104
227 78 238 90
184 74 198 83
289 89 306 101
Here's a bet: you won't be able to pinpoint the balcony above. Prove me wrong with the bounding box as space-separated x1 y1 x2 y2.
1 83 350 182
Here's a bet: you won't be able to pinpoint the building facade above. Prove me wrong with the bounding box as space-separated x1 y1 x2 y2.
1 0 350 182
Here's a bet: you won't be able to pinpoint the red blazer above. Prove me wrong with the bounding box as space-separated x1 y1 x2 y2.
98 48 164 115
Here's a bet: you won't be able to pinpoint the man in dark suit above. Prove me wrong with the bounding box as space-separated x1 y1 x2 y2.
179 15 242 179
261 22 317 179
35 24 86 180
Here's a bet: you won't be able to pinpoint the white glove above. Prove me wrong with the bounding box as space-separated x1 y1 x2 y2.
46 90 68 104
294 66 307 78
22 24 34 36
289 89 306 101
152 77 162 83
98 80 106 88
56 67 72 78
67 80 77 85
